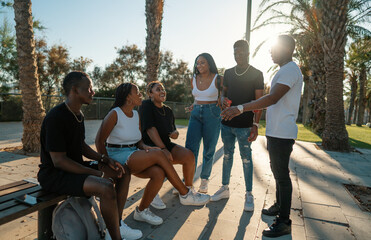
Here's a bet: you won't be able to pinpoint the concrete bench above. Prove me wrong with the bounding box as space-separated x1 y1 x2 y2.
0 179 67 239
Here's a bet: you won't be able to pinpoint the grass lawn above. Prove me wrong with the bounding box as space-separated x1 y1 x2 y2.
175 119 371 149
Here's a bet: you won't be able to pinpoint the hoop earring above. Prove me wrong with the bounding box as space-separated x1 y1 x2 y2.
127 99 133 105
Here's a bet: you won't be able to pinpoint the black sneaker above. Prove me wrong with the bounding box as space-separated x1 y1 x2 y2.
262 217 291 238
262 202 280 216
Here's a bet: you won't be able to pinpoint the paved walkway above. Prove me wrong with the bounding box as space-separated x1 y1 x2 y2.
0 121 370 240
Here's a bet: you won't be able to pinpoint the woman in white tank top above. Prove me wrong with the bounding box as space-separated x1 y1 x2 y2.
96 83 211 227
185 53 223 194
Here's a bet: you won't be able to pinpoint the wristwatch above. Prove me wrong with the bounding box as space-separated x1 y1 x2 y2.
237 105 244 113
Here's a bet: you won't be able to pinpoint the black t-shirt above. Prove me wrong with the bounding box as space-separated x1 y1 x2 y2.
38 103 85 182
222 65 264 128
139 99 176 149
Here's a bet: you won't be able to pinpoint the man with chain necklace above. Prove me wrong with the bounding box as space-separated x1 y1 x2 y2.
210 40 264 212
37 71 142 240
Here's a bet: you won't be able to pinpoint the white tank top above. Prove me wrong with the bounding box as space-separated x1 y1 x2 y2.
192 74 218 101
106 108 142 145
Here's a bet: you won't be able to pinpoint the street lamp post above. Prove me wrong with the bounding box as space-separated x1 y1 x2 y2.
245 0 252 63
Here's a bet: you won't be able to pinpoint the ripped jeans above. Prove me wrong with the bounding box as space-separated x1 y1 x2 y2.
221 125 253 192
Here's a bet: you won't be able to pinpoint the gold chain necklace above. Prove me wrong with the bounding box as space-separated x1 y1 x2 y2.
65 102 84 123
234 65 251 76
198 72 211 84
155 105 166 116
156 106 166 116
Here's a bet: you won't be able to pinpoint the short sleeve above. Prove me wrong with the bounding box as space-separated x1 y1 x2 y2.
139 100 156 132
45 116 66 152
276 67 299 88
254 71 264 90
170 109 176 131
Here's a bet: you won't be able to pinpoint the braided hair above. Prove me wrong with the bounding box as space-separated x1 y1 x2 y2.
110 83 133 110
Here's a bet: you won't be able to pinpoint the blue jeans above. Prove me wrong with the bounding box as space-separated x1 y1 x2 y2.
221 125 253 192
185 103 221 180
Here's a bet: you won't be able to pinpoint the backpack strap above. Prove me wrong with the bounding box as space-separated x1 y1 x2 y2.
69 197 106 239
216 75 222 108
90 197 107 238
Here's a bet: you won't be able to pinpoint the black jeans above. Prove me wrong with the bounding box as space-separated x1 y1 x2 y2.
266 136 295 220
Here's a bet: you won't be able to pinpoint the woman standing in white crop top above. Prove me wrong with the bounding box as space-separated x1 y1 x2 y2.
185 53 223 193
96 83 210 229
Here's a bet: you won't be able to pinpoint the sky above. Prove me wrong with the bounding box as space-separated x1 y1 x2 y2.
2 0 289 83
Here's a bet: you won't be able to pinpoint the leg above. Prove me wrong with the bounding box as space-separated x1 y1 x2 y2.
267 136 294 220
171 145 195 187
83 176 121 240
134 166 166 211
115 165 131 219
235 128 253 192
126 149 188 195
185 106 203 167
200 104 221 179
221 125 236 186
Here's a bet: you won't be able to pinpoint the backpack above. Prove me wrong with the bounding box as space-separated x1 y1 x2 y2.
216 75 223 108
52 196 107 240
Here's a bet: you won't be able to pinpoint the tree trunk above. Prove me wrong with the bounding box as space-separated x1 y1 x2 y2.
319 0 350 151
346 75 357 125
13 0 45 152
356 65 366 126
301 78 309 125
353 99 358 124
145 0 164 83
308 45 326 135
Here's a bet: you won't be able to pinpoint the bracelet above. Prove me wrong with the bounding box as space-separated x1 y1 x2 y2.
100 171 105 178
100 154 105 163
253 123 259 128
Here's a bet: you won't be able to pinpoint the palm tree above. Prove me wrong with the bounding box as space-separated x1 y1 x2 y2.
318 0 350 151
345 68 358 125
254 0 327 134
13 0 45 152
145 0 164 83
254 0 370 136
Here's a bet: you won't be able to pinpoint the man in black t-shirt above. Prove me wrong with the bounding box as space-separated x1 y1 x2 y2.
37 72 141 240
210 40 264 212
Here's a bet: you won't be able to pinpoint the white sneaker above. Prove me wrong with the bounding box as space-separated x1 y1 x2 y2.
198 179 209 193
105 230 126 240
133 207 163 225
119 220 142 240
179 189 210 206
150 194 166 210
244 192 254 211
211 185 230 202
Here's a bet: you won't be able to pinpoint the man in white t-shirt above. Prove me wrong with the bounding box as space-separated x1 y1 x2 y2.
221 35 303 238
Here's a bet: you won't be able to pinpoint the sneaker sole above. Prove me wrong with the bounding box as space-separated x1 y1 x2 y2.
262 229 291 237
210 195 229 202
133 214 163 225
134 216 163 225
180 198 210 206
150 203 166 210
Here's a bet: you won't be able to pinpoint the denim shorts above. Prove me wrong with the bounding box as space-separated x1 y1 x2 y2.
106 146 138 165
